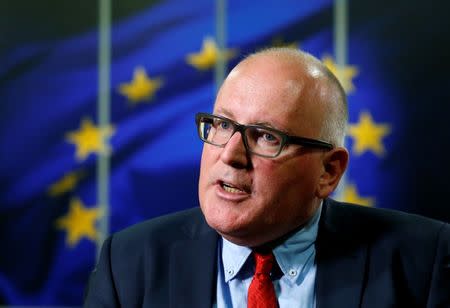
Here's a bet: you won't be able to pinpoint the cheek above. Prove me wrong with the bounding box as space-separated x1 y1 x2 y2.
198 148 212 198
253 158 319 202
199 146 216 180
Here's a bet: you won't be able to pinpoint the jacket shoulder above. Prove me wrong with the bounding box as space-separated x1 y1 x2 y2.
325 199 445 229
320 200 450 306
111 207 208 250
86 208 215 306
323 198 446 237
103 207 214 295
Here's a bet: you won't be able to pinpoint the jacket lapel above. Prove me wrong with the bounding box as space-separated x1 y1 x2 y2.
315 199 369 308
169 217 218 308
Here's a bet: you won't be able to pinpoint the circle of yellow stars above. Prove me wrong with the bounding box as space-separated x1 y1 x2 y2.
54 35 389 249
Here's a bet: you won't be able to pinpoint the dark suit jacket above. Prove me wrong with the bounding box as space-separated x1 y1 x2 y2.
84 199 449 307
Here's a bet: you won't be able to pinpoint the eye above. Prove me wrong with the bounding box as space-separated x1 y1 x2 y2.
256 129 281 146
263 133 276 142
217 120 231 130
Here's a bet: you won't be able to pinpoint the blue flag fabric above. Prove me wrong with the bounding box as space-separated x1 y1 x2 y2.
1 0 449 305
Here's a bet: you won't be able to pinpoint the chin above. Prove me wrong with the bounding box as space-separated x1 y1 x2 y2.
204 213 269 247
220 231 272 248
204 210 241 233
202 207 246 235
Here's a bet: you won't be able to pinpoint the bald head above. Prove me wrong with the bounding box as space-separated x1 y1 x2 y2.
225 48 348 146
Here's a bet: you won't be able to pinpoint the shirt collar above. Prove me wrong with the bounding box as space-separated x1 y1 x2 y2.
221 202 322 283
221 237 252 282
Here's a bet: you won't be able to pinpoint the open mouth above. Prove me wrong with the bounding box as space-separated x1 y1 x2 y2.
221 182 245 194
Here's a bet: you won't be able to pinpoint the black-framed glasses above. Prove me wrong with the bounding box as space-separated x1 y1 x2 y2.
195 112 333 158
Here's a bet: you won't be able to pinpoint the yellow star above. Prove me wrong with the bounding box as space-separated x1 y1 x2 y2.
48 171 84 197
119 67 163 104
66 118 115 161
55 198 103 247
271 36 299 49
348 111 391 156
322 55 359 93
186 37 237 70
340 184 374 207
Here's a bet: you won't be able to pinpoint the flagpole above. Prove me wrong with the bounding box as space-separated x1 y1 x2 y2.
333 0 348 199
97 0 111 260
215 0 227 91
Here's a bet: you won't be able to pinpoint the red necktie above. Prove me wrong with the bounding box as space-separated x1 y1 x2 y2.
247 250 278 308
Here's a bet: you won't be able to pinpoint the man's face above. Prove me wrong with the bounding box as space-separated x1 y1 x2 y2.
198 56 328 247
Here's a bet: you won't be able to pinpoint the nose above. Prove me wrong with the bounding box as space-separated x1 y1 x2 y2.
219 131 249 168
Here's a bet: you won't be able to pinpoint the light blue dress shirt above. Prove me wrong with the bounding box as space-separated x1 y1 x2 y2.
215 204 321 308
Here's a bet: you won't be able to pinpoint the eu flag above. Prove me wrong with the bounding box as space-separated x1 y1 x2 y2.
1 0 449 305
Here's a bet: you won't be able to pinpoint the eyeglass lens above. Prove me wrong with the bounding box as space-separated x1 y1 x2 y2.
198 116 283 156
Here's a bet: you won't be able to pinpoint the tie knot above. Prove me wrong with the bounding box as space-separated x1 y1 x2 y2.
253 250 275 275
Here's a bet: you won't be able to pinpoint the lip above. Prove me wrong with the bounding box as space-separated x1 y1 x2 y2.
214 181 251 202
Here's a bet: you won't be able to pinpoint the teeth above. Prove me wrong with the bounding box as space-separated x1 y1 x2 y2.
222 183 243 193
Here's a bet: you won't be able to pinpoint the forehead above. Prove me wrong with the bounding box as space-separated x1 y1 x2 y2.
214 55 327 134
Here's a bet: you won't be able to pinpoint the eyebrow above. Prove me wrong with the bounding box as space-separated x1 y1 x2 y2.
254 121 278 130
214 107 292 134
214 107 233 118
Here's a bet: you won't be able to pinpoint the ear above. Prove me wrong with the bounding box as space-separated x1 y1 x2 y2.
316 147 349 198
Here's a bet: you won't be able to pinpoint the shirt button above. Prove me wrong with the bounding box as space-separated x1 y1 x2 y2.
288 269 297 276
227 269 234 275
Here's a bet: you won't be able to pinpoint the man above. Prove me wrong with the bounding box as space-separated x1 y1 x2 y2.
84 48 449 307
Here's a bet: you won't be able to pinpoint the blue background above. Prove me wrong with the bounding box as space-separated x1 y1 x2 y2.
1 0 449 305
